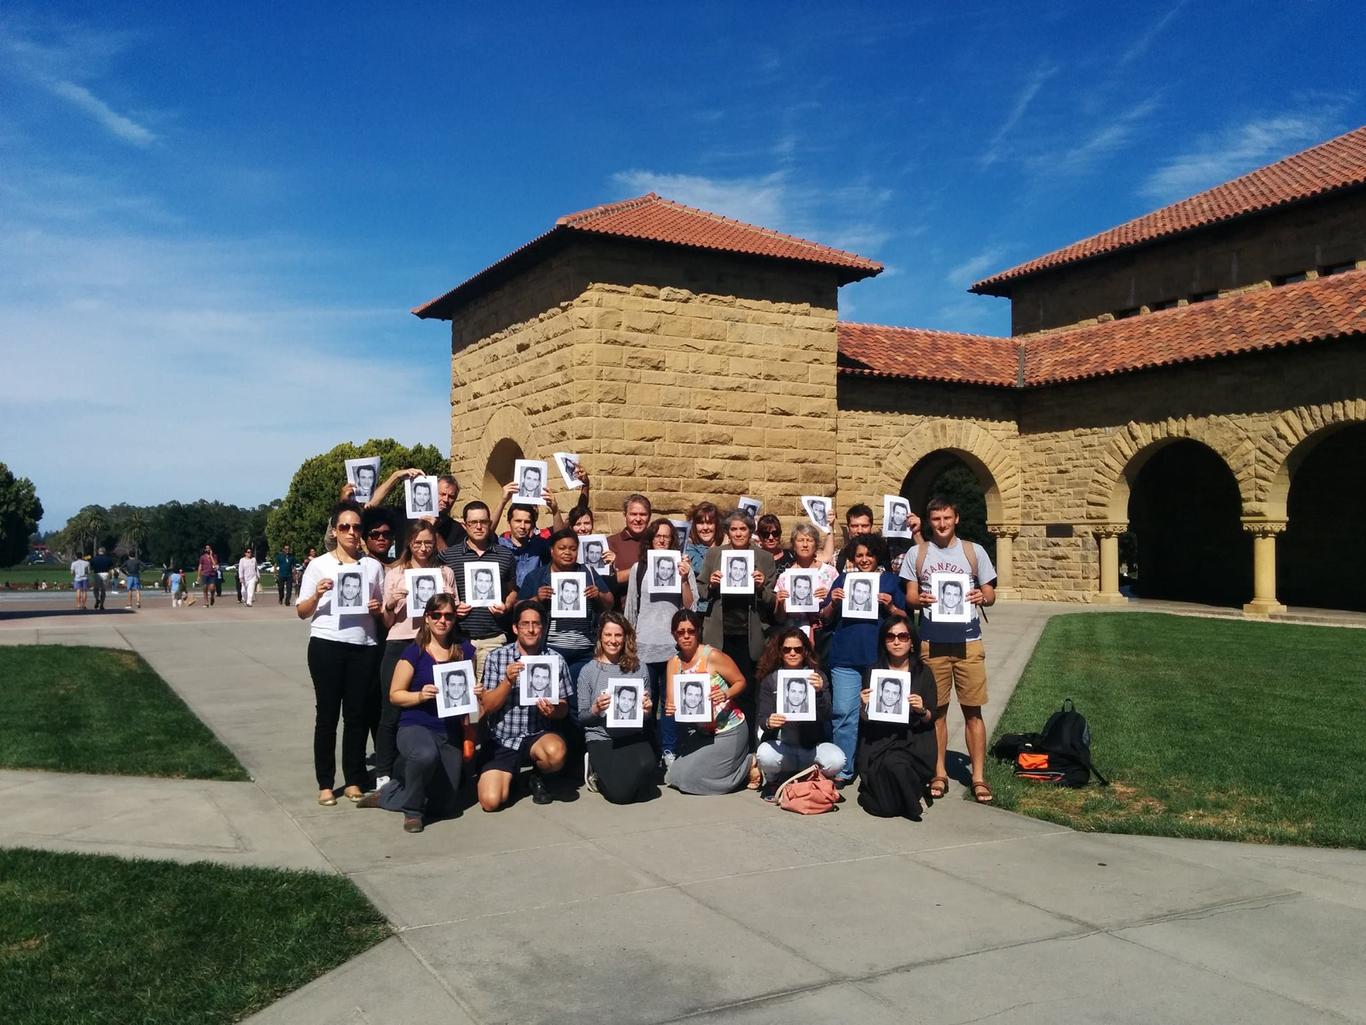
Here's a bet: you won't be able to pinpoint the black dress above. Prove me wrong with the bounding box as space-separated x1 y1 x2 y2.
856 661 939 820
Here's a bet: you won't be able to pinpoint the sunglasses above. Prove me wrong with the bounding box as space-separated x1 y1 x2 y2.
427 611 455 621
335 523 361 533
465 518 491 526
758 530 781 539
367 530 392 540
674 627 698 636
781 644 805 653
887 632 912 641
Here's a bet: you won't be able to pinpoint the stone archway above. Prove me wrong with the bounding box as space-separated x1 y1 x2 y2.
471 406 537 509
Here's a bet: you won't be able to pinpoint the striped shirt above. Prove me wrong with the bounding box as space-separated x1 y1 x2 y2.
479 642 571 748
437 540 517 640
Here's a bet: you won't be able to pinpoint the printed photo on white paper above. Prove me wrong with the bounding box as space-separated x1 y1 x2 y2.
344 457 381 504
782 568 821 614
519 655 560 705
673 672 713 723
405 475 439 519
463 562 502 609
670 519 692 551
868 669 912 723
646 550 681 595
737 495 762 520
551 571 589 618
578 534 610 576
719 549 755 595
841 571 880 620
883 495 914 539
801 495 833 533
434 661 478 718
332 567 369 614
553 452 583 489
930 571 973 624
404 568 444 618
512 459 548 505
777 670 816 722
606 678 646 729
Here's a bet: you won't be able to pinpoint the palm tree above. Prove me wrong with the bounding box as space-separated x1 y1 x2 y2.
122 511 149 558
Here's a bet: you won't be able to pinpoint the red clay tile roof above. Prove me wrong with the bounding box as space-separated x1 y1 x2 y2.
971 125 1366 296
837 322 1021 387
1022 268 1366 384
840 270 1366 387
414 193 882 319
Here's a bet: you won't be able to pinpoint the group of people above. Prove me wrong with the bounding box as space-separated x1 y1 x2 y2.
300 464 997 834
67 548 149 611
159 544 312 609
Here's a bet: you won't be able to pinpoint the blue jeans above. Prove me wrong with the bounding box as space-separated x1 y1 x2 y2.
829 664 868 781
646 660 677 754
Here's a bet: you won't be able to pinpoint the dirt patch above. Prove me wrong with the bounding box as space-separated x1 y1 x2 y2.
1 935 45 958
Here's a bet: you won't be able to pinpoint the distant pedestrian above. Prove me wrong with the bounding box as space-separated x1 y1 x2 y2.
169 568 186 607
121 554 145 610
276 544 297 605
70 552 91 610
197 546 219 607
238 548 260 607
91 547 114 611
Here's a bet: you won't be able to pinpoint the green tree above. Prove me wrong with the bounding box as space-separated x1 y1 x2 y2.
0 463 44 567
267 439 446 556
120 510 150 558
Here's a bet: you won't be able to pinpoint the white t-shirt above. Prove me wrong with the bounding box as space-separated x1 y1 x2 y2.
898 537 997 643
299 552 385 644
70 559 90 581
237 557 258 582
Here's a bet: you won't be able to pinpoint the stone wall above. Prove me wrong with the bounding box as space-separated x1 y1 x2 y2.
1005 189 1366 334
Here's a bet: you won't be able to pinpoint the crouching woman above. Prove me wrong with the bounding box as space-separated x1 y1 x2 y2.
754 628 844 794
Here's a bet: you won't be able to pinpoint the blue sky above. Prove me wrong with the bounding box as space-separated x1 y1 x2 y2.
2 1 1362 530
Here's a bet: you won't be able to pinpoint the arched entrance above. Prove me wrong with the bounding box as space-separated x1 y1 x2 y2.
1278 422 1366 611
483 438 523 509
901 451 996 561
1127 439 1250 606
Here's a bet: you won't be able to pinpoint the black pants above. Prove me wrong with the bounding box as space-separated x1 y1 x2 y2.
379 725 464 819
722 633 757 740
307 636 379 791
587 736 658 804
278 572 294 604
374 639 409 779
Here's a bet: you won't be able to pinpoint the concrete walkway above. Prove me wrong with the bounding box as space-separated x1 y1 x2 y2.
3 605 1365 1024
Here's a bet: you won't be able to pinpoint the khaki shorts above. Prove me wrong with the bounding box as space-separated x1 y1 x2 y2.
469 634 506 685
921 639 988 709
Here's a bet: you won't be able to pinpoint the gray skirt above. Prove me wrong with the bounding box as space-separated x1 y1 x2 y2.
665 723 751 795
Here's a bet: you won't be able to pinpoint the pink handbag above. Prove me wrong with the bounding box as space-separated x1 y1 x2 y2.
775 764 839 814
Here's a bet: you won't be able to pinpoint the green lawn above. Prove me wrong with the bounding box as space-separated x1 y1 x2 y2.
986 612 1366 848
0 848 389 1025
0 647 248 781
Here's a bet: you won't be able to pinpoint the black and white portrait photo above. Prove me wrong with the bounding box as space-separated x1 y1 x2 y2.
551 571 588 618
333 568 368 614
930 571 973 624
405 475 439 519
737 495 762 520
463 562 502 609
783 568 820 614
345 457 381 503
646 549 681 595
841 571 880 621
578 534 610 576
720 549 755 595
404 569 444 618
801 495 833 534
513 459 548 505
434 660 478 718
670 519 692 551
518 655 560 706
606 678 646 729
553 451 583 489
777 670 816 722
868 669 912 723
673 672 713 724
883 495 914 539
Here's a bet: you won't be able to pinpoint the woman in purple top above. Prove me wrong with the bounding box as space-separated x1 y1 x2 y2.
358 594 476 833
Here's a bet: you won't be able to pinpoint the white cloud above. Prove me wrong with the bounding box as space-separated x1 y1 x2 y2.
611 169 789 228
1116 2 1186 67
945 246 1007 289
980 62 1057 169
1140 111 1346 202
46 79 155 145
1032 96 1162 176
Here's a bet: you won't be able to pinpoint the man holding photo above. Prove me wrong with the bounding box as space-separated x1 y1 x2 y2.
900 495 996 805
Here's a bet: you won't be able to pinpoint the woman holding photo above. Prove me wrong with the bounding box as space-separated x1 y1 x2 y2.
857 618 938 820
625 519 696 764
663 610 754 794
753 629 842 795
297 502 386 807
697 511 776 726
520 528 614 688
683 501 719 571
578 614 657 803
773 523 838 637
375 523 458 790
819 535 907 787
358 594 477 833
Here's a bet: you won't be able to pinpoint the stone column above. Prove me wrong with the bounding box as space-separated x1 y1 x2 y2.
1242 519 1288 616
1092 522 1129 605
987 524 1020 600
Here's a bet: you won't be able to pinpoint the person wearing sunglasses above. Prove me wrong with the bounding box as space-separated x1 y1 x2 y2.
297 501 386 808
857 619 937 820
755 514 794 574
357 594 477 833
662 609 754 794
373 522 457 791
753 629 842 796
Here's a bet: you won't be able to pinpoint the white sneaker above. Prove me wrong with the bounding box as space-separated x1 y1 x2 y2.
662 751 676 769
373 775 391 791
585 772 600 794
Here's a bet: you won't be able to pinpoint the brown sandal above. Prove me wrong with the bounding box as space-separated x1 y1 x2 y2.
971 781 994 804
746 757 762 790
928 776 949 799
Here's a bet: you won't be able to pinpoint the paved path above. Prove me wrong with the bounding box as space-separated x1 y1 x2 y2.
3 606 1365 1024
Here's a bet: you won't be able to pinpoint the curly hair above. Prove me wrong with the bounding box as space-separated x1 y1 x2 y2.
755 627 819 680
594 611 640 672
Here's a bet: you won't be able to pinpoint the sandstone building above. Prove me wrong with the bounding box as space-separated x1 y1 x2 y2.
416 126 1366 615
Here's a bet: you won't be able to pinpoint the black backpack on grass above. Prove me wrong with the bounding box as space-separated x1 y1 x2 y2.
991 698 1109 788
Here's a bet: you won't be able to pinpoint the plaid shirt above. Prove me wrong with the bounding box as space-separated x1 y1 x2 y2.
437 539 517 640
479 641 571 748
